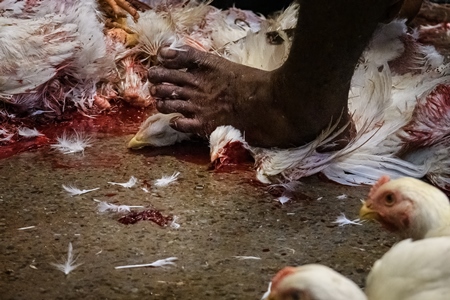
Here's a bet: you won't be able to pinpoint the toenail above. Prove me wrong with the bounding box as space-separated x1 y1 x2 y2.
160 47 178 59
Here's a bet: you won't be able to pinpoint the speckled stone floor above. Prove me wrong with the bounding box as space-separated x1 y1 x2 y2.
0 134 396 300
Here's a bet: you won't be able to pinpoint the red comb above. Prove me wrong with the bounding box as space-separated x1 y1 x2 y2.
271 267 297 291
368 175 390 199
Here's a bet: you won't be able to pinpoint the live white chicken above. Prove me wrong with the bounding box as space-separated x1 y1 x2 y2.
264 237 450 300
359 175 450 240
263 264 367 300
365 237 450 300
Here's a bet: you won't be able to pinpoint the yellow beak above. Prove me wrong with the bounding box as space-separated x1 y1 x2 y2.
127 136 146 149
210 151 218 163
359 201 380 221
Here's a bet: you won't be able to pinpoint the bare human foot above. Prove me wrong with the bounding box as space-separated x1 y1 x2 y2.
148 0 409 148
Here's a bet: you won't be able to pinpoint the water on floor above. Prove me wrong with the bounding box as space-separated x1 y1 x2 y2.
0 133 396 299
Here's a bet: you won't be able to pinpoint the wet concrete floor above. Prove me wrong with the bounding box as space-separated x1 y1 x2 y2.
0 134 396 299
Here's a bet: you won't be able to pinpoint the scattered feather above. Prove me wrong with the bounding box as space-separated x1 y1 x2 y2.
115 257 178 269
317 197 323 201
0 128 9 135
62 184 99 196
336 194 348 200
18 127 44 138
233 256 261 260
0 133 14 142
333 213 363 226
261 282 272 300
277 195 291 205
108 176 137 188
94 199 144 213
30 110 53 116
154 172 180 187
50 242 83 275
170 216 181 229
18 225 36 230
268 181 302 192
142 187 149 193
51 131 92 154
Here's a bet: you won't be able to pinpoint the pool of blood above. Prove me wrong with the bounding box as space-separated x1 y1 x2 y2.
118 209 173 226
0 105 151 160
0 105 256 176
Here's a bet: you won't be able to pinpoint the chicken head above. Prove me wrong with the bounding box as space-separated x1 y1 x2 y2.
209 125 253 169
262 264 367 300
128 113 192 149
359 175 450 239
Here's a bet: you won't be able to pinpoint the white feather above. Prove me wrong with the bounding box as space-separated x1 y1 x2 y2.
62 184 99 196
233 256 261 260
115 257 178 269
0 0 25 17
169 216 181 229
0 133 14 142
277 195 291 205
366 237 450 300
154 172 180 187
108 176 138 188
51 131 92 154
94 199 143 213
332 213 363 226
0 17 78 95
18 127 44 138
50 242 83 275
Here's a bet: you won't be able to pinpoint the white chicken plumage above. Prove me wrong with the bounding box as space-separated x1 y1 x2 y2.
264 237 450 300
360 175 450 240
128 113 192 149
4 1 449 192
130 12 450 191
365 237 450 300
0 17 78 96
263 264 367 300
0 0 122 113
207 18 450 192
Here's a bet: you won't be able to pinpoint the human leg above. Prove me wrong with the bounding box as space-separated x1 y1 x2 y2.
148 0 406 148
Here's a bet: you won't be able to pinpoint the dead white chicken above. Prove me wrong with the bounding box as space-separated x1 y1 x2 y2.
208 125 253 169
206 19 450 193
118 56 154 107
0 0 123 114
0 16 78 110
127 113 192 149
359 175 450 240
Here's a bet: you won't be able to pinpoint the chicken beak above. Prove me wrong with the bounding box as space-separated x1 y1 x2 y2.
127 136 145 149
359 201 379 221
210 150 218 163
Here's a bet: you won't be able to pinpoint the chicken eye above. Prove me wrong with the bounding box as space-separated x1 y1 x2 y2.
384 193 395 206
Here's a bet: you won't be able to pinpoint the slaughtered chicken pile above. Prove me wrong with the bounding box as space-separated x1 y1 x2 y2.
1 0 450 194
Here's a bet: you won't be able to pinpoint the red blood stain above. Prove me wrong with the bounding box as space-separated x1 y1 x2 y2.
210 140 254 172
0 105 152 160
118 209 173 226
